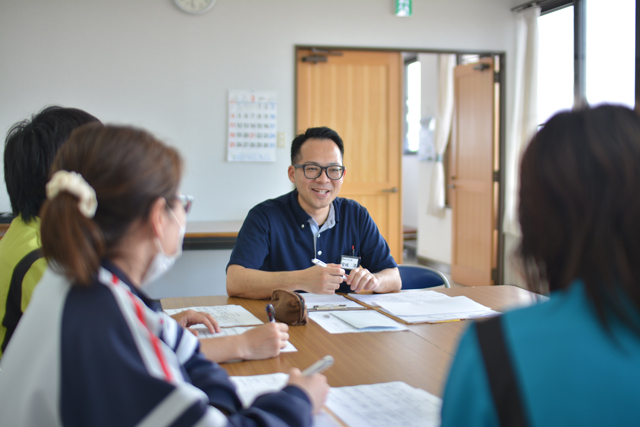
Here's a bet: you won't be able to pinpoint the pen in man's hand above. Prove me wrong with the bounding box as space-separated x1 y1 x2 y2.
266 303 276 323
311 258 347 281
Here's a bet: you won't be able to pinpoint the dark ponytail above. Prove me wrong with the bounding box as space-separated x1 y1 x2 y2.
41 192 105 285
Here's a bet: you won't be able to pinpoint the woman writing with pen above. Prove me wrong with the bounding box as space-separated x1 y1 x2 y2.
0 123 328 426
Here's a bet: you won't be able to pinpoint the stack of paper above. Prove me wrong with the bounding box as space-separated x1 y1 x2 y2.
350 291 499 323
302 293 365 311
308 310 407 334
349 290 450 305
230 373 289 407
230 375 441 427
230 374 342 427
326 381 442 427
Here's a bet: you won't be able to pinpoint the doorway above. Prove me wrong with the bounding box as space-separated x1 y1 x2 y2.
296 47 506 285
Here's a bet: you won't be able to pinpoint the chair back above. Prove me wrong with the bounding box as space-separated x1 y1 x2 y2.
398 264 451 289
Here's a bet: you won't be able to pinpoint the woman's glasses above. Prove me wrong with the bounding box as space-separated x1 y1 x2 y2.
176 194 194 214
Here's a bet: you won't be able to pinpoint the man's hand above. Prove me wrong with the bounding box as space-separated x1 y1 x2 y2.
170 310 221 336
237 322 290 360
346 267 380 293
300 264 346 294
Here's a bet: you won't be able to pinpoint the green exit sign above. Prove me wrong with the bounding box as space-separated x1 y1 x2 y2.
396 0 412 17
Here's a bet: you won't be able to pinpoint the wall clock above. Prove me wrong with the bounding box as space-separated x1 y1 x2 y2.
174 0 217 15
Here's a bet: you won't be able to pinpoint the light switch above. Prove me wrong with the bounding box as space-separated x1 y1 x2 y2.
277 132 286 148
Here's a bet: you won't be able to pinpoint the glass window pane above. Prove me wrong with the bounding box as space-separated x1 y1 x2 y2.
538 6 574 125
586 0 635 108
405 61 421 153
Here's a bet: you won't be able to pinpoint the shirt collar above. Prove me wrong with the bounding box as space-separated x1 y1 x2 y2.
307 203 336 231
290 189 342 228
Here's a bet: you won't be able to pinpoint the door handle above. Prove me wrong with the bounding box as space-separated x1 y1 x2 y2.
382 187 398 193
448 184 456 189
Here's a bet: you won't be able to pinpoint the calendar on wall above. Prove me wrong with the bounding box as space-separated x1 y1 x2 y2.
227 90 277 162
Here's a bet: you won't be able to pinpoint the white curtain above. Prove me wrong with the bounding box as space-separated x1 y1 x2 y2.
503 6 540 235
427 53 456 218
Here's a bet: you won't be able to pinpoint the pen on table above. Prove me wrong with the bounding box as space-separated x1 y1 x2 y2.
266 303 276 323
311 258 348 281
311 304 347 310
302 355 334 376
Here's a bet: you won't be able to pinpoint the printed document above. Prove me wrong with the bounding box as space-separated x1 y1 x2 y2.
326 381 442 427
349 290 450 306
164 305 263 327
378 296 491 316
230 374 342 427
309 310 407 334
189 326 297 352
350 292 500 323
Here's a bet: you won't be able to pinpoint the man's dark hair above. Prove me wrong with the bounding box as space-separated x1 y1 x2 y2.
290 127 344 164
4 106 100 222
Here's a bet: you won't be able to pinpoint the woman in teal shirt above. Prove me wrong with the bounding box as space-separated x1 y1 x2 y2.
441 105 640 426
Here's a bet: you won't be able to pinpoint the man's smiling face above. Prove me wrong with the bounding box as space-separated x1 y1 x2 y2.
288 138 345 223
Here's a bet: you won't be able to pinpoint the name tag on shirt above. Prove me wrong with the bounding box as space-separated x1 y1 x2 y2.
341 255 360 270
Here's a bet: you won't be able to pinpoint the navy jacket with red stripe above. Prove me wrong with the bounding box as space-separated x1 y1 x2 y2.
0 260 312 427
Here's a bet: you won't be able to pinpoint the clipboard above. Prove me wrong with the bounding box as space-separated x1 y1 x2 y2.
343 294 499 324
304 293 368 311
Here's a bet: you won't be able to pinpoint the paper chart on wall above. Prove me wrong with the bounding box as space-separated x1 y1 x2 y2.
227 90 277 162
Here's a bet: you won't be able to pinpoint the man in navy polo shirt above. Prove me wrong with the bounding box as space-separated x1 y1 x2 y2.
226 127 401 299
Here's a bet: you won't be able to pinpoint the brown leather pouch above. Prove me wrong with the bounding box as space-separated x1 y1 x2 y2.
270 289 308 325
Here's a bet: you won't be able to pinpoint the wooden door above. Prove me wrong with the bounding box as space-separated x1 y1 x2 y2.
450 58 498 286
296 49 403 263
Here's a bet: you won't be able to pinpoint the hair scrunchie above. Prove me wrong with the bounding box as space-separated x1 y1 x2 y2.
46 170 98 218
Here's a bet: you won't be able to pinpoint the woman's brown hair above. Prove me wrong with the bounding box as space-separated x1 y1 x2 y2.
40 123 183 285
518 105 640 329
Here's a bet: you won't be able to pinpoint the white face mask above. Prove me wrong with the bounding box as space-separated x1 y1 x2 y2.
140 207 186 287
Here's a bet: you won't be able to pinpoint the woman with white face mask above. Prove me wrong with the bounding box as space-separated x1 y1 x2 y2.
0 124 328 427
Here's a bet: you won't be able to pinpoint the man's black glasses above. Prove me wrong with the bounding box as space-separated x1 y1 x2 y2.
293 164 346 180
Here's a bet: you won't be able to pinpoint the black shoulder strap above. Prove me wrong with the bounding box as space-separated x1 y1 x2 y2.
2 248 44 353
476 316 529 427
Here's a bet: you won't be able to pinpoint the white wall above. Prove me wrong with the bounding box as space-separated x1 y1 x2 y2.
145 250 232 298
0 0 519 294
0 0 517 218
417 162 453 264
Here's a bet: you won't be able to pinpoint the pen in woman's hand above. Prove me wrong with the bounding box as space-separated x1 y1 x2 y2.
302 355 334 376
266 303 276 323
